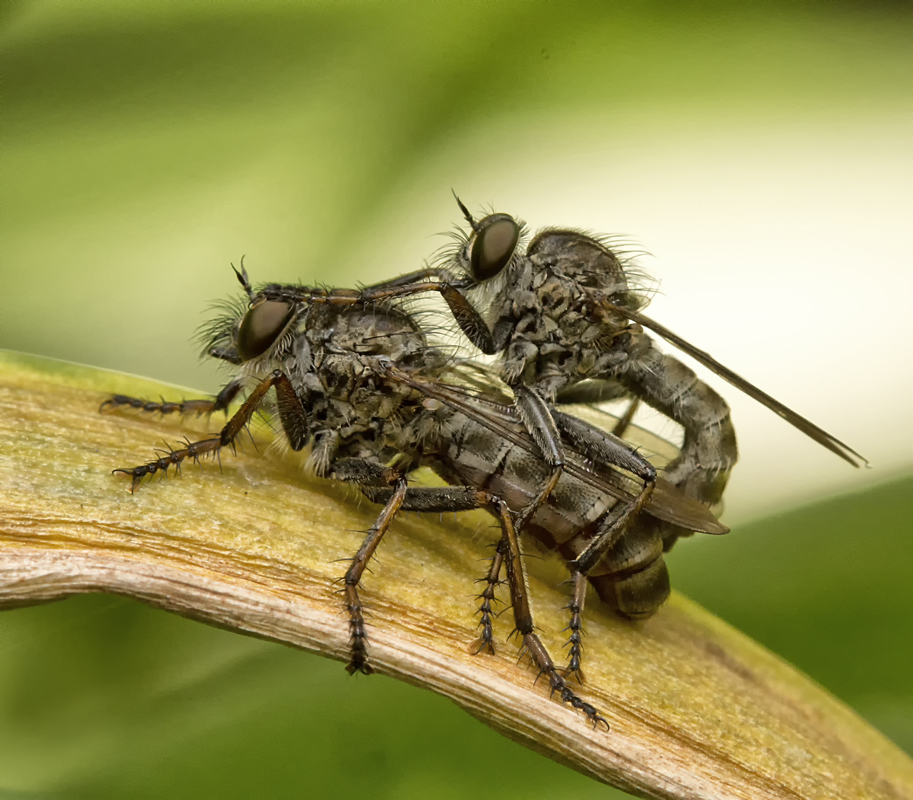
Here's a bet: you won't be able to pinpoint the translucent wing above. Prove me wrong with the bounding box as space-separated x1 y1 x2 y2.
387 365 728 535
558 402 679 471
603 302 868 468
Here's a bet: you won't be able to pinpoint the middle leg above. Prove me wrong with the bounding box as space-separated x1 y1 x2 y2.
343 465 607 725
495 500 608 729
335 460 512 671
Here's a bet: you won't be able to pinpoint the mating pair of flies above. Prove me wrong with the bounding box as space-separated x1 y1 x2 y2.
102 198 866 729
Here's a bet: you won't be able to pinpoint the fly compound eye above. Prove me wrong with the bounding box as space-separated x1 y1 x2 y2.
236 299 294 361
469 214 520 281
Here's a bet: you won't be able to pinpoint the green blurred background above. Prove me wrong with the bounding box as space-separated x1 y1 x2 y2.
2 2 912 797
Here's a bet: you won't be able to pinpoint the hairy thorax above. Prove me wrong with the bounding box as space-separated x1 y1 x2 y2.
501 268 638 399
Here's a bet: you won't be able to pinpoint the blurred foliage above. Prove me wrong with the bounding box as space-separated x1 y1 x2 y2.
2 1 912 798
4 0 913 391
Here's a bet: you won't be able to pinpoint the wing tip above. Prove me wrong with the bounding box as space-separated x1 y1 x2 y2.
708 521 730 535
834 442 869 469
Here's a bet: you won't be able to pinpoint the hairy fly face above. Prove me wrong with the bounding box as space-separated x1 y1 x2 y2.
201 289 304 372
440 198 529 290
438 200 649 334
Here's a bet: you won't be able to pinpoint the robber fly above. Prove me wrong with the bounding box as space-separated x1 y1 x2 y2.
367 197 867 560
101 265 725 728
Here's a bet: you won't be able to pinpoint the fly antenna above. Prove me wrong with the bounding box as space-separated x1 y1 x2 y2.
232 256 255 302
452 190 480 232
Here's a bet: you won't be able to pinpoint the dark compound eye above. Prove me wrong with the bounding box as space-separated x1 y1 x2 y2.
469 214 520 281
237 299 294 361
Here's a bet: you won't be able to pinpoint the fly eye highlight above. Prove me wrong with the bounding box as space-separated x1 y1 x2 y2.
469 214 520 281
237 299 294 361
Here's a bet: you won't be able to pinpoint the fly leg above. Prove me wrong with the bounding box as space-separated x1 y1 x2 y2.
511 387 565 531
390 488 509 658
553 379 642 436
99 377 245 418
564 572 589 682
611 398 641 438
342 476 409 675
351 470 606 726
354 276 515 356
508 387 644 546
471 536 507 656
360 268 444 291
360 272 518 369
110 370 308 492
497 499 609 730
367 484 507 654
341 462 511 661
551 410 656 680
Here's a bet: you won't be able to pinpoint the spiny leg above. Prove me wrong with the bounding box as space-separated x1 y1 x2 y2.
99 377 244 417
495 500 608 730
511 387 565 533
344 477 408 675
342 480 514 673
551 409 657 679
339 471 604 718
112 370 307 492
358 481 605 719
343 471 512 663
556 476 654 677
564 572 588 682
471 537 507 656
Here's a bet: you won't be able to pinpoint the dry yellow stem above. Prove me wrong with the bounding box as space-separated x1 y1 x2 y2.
1 350 911 800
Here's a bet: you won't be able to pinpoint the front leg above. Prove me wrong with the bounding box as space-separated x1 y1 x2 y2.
359 278 512 356
99 377 245 417
360 267 445 291
110 370 308 492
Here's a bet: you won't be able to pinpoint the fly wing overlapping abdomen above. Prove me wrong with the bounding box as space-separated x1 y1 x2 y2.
386 366 727 535
602 301 868 469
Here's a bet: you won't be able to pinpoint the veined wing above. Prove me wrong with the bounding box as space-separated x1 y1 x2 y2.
386 365 728 535
450 364 678 470
598 299 868 469
557 402 678 471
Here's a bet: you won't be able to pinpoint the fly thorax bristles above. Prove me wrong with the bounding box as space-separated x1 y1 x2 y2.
466 258 535 328
405 404 449 449
527 229 632 294
328 305 428 361
305 430 340 477
501 340 540 388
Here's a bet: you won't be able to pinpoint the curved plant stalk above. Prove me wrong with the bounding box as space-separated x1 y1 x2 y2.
1 350 911 800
